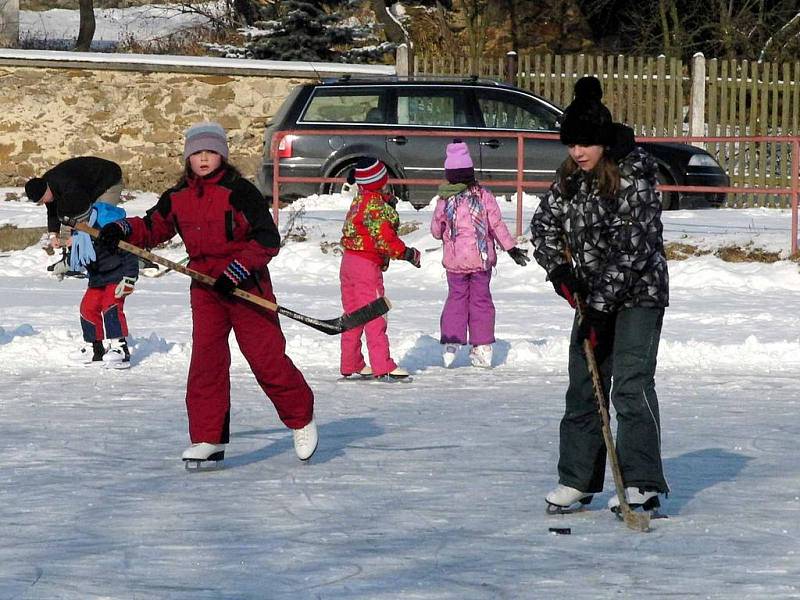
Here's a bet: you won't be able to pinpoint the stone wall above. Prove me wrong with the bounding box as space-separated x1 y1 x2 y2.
0 61 314 192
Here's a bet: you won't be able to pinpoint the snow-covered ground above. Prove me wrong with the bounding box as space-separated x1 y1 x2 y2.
20 2 216 49
1 191 799 599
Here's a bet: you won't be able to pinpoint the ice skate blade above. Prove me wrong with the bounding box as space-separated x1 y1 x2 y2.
546 497 593 515
183 454 225 471
373 375 413 383
611 506 667 520
104 361 131 370
546 503 587 515
336 374 373 382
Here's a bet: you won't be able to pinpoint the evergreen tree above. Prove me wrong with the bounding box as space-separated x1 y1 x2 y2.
248 1 353 61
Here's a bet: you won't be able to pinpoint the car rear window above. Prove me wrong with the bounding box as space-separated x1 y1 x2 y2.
301 90 384 123
477 91 559 131
396 92 465 127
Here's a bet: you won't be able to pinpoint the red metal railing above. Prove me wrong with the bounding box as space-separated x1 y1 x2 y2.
270 130 800 253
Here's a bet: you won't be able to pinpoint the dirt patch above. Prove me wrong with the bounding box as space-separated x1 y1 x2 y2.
398 221 421 236
664 241 781 263
0 225 47 252
664 242 710 261
716 245 781 263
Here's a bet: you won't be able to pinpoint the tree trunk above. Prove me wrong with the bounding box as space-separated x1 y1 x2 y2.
658 0 671 55
370 0 407 44
75 0 96 52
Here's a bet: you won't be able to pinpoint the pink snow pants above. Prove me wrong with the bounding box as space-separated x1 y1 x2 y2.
339 251 397 377
187 280 314 444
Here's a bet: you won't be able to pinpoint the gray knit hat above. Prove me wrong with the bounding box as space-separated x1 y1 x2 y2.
183 122 229 160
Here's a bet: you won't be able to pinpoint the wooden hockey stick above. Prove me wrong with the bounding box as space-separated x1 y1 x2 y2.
575 296 651 533
71 221 391 335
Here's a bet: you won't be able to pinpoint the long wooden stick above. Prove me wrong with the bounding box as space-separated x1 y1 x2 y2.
72 221 390 335
576 297 650 533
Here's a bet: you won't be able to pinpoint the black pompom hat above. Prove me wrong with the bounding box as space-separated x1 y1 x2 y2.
559 76 614 147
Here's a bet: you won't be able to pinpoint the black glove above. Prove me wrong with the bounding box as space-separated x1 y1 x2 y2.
402 247 421 268
97 219 131 253
576 307 616 364
213 259 250 296
507 247 529 266
548 263 584 308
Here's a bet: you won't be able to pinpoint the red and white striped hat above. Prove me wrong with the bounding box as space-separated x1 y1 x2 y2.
354 157 388 191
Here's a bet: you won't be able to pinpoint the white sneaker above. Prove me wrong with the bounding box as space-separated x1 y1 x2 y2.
545 484 593 513
293 418 318 461
608 487 660 511
359 366 373 376
469 344 493 368
442 344 458 368
182 442 226 465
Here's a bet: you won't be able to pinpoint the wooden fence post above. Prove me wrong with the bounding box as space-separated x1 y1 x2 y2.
506 51 518 85
690 52 706 148
396 43 410 78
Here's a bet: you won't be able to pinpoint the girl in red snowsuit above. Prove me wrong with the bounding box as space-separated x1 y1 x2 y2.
98 122 317 465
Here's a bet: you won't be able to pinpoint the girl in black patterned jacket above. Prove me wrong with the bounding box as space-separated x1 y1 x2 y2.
531 77 669 516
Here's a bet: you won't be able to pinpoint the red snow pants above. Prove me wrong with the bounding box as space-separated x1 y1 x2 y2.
79 284 129 342
186 280 314 444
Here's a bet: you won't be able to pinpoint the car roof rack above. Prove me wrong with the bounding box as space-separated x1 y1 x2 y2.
320 74 506 86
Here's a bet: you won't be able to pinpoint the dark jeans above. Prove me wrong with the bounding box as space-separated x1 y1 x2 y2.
558 306 669 494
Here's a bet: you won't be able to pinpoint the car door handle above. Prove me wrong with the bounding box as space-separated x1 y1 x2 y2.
388 136 407 145
480 139 501 148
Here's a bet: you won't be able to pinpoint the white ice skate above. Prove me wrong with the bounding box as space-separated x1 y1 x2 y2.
608 487 660 513
545 484 594 514
442 344 458 368
103 338 130 370
182 442 226 470
293 418 318 461
469 344 493 368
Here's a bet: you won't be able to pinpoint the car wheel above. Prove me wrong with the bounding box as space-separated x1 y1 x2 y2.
324 164 357 198
656 169 679 210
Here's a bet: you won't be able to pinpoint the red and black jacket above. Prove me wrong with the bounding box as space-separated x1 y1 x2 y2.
126 168 279 283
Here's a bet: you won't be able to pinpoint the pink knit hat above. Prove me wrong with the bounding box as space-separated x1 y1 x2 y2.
444 140 475 184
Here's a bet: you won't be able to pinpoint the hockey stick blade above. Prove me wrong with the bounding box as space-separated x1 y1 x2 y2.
68 220 391 335
277 296 391 335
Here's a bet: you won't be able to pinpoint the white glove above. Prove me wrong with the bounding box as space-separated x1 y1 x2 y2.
114 276 137 299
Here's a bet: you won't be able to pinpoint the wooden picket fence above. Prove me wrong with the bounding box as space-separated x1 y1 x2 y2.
413 51 800 207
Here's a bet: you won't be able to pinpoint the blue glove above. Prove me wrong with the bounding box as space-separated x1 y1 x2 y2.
69 230 96 271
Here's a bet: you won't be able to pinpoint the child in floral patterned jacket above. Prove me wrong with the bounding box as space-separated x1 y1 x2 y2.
339 157 421 381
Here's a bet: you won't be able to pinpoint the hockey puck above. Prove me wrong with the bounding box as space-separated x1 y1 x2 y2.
548 527 571 535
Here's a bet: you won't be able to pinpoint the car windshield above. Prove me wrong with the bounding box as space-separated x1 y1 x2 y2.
302 90 384 123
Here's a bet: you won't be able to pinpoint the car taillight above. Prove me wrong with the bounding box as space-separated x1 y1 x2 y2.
277 135 295 158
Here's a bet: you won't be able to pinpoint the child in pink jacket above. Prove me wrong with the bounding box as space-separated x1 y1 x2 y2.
430 140 529 368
